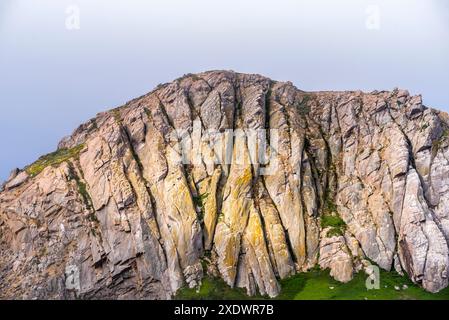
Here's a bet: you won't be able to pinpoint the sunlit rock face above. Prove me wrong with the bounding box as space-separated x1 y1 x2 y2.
1 71 449 299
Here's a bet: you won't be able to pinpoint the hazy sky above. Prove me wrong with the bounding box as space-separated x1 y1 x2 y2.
1 0 448 181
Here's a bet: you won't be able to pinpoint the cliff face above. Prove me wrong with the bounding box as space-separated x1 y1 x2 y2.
1 71 449 299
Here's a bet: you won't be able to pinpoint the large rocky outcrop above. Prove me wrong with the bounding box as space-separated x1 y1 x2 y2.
1 71 449 299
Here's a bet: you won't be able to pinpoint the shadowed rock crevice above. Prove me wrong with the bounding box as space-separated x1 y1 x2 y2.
1 70 449 299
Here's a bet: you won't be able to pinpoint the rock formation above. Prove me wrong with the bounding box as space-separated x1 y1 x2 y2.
1 70 449 299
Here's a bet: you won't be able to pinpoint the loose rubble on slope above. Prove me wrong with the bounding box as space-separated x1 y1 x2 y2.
1 71 449 299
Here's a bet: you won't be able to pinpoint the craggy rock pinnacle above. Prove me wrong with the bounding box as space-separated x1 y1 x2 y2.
1 70 449 299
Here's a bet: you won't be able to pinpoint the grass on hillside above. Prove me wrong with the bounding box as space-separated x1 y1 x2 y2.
277 268 449 300
176 268 449 300
25 144 85 177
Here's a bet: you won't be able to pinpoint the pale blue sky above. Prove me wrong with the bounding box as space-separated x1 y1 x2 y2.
1 0 448 181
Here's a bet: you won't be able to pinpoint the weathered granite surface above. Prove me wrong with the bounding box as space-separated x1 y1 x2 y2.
1 71 449 299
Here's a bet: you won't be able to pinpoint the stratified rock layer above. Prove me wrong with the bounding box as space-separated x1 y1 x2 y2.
1 71 449 299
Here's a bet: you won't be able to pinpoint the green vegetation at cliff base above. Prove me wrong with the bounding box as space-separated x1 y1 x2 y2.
176 268 449 300
176 277 252 300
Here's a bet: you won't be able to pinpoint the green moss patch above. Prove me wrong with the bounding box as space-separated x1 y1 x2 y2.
321 214 345 229
111 109 122 123
25 144 85 177
321 212 346 237
193 192 209 221
321 198 346 237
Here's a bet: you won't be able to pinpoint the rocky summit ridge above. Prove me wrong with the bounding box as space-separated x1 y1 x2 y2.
1 70 449 299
